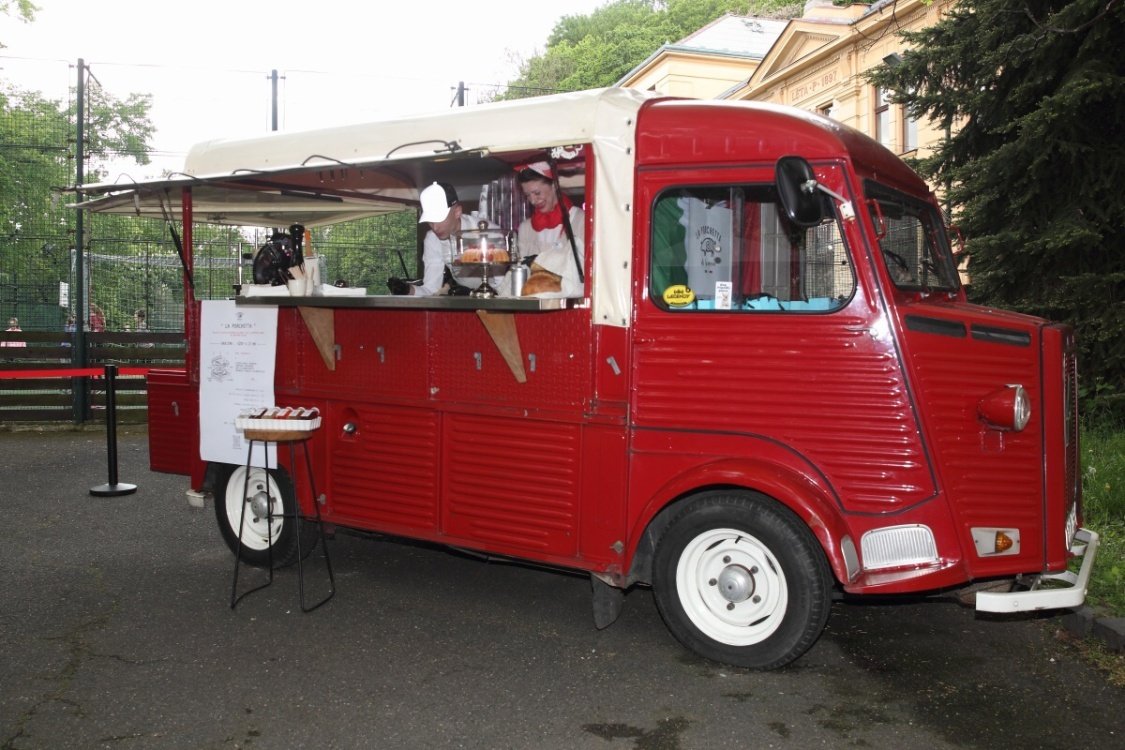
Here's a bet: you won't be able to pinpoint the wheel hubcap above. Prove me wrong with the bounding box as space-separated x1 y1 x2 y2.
225 467 284 551
717 564 755 603
249 490 271 520
676 528 788 646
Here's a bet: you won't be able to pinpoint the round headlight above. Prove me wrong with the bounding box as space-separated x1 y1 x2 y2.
978 384 1031 432
1012 385 1031 431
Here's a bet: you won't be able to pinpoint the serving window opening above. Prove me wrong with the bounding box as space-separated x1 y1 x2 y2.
649 184 855 312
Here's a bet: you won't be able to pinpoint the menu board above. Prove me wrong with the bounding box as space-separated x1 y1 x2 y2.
198 300 278 467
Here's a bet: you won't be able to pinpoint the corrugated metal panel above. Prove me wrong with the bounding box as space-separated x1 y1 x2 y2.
298 309 430 400
442 413 580 556
146 372 197 476
632 311 933 513
428 309 592 410
907 335 1042 535
328 403 440 531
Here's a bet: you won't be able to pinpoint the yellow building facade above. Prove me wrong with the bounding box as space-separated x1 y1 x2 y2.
620 0 955 164
617 15 787 100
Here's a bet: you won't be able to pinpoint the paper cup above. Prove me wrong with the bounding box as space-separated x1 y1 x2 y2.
286 278 307 296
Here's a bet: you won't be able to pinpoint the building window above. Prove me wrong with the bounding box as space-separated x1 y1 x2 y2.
874 86 893 150
902 111 918 152
818 101 834 119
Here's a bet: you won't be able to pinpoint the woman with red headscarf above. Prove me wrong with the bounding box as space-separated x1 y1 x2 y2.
515 162 585 296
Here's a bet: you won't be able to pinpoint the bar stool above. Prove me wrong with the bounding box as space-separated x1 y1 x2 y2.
230 425 335 612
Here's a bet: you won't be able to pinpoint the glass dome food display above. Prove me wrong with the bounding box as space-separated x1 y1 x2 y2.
453 221 517 298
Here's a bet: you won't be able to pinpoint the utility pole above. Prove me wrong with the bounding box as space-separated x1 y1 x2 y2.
269 69 279 131
73 58 88 423
455 81 465 107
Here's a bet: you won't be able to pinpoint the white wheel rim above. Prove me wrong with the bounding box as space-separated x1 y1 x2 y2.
224 466 284 552
676 527 788 646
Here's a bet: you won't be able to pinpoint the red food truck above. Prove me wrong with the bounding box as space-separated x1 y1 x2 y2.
77 88 1097 669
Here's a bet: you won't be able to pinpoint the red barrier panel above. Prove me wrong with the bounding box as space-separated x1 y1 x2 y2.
0 367 151 379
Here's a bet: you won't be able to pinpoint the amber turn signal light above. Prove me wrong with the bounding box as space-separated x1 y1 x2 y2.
994 530 1015 553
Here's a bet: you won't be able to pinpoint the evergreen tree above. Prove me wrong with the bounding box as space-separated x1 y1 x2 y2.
868 0 1125 421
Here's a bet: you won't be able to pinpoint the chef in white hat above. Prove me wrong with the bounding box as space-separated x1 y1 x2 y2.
392 181 504 296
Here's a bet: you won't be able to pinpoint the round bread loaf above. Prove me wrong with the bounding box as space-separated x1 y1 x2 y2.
521 268 562 295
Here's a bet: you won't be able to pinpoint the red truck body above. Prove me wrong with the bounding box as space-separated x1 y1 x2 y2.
82 89 1093 668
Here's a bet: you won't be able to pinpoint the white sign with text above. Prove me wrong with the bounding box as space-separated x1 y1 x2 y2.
199 300 278 467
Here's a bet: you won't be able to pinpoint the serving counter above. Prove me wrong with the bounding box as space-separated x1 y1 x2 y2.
236 293 583 383
235 294 573 312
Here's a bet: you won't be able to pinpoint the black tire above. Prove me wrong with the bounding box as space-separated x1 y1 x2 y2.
212 462 316 569
652 491 832 670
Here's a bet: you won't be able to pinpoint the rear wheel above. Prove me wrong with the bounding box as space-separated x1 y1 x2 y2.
653 491 832 669
212 462 313 568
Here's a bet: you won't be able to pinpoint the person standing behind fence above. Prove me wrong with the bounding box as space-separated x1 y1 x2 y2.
133 309 154 348
2 317 26 348
89 304 106 333
61 314 76 357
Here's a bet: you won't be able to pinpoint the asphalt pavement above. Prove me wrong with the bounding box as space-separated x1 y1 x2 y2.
2 427 1123 750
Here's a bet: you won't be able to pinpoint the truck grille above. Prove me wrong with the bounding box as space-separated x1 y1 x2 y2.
1064 345 1080 548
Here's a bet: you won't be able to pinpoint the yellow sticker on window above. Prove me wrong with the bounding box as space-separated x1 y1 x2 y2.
663 285 695 307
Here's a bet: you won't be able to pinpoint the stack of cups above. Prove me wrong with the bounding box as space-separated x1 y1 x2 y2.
308 255 324 295
286 276 306 296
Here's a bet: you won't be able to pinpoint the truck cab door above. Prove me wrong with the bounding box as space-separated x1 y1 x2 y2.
629 164 938 516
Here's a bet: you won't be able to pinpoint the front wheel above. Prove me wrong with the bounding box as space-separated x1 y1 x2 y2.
212 462 313 569
653 491 832 670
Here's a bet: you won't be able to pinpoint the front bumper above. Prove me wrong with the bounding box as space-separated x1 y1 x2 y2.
976 527 1099 613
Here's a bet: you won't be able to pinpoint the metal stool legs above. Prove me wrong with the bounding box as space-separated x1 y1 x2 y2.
230 438 274 607
294 439 335 612
230 436 335 612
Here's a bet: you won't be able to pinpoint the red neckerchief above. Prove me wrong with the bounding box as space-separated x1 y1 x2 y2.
529 193 573 232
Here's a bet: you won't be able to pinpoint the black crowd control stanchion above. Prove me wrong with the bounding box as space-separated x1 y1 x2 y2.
90 364 138 497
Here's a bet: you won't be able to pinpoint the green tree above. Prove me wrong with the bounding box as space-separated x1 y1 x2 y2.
315 214 418 290
0 77 156 328
0 88 69 239
0 0 37 40
79 83 155 181
501 0 801 97
0 86 70 326
868 0 1125 421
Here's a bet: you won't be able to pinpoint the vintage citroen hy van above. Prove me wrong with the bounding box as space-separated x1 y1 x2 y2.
78 88 1096 669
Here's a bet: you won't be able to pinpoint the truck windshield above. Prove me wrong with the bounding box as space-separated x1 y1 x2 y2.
866 182 959 293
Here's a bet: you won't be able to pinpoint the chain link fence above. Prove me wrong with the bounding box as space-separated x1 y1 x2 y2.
1 56 436 422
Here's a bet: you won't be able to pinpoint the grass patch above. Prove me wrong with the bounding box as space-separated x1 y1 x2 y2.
1056 629 1125 687
1080 426 1125 616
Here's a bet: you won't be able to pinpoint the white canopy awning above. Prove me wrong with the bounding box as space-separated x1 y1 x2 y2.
72 87 662 327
